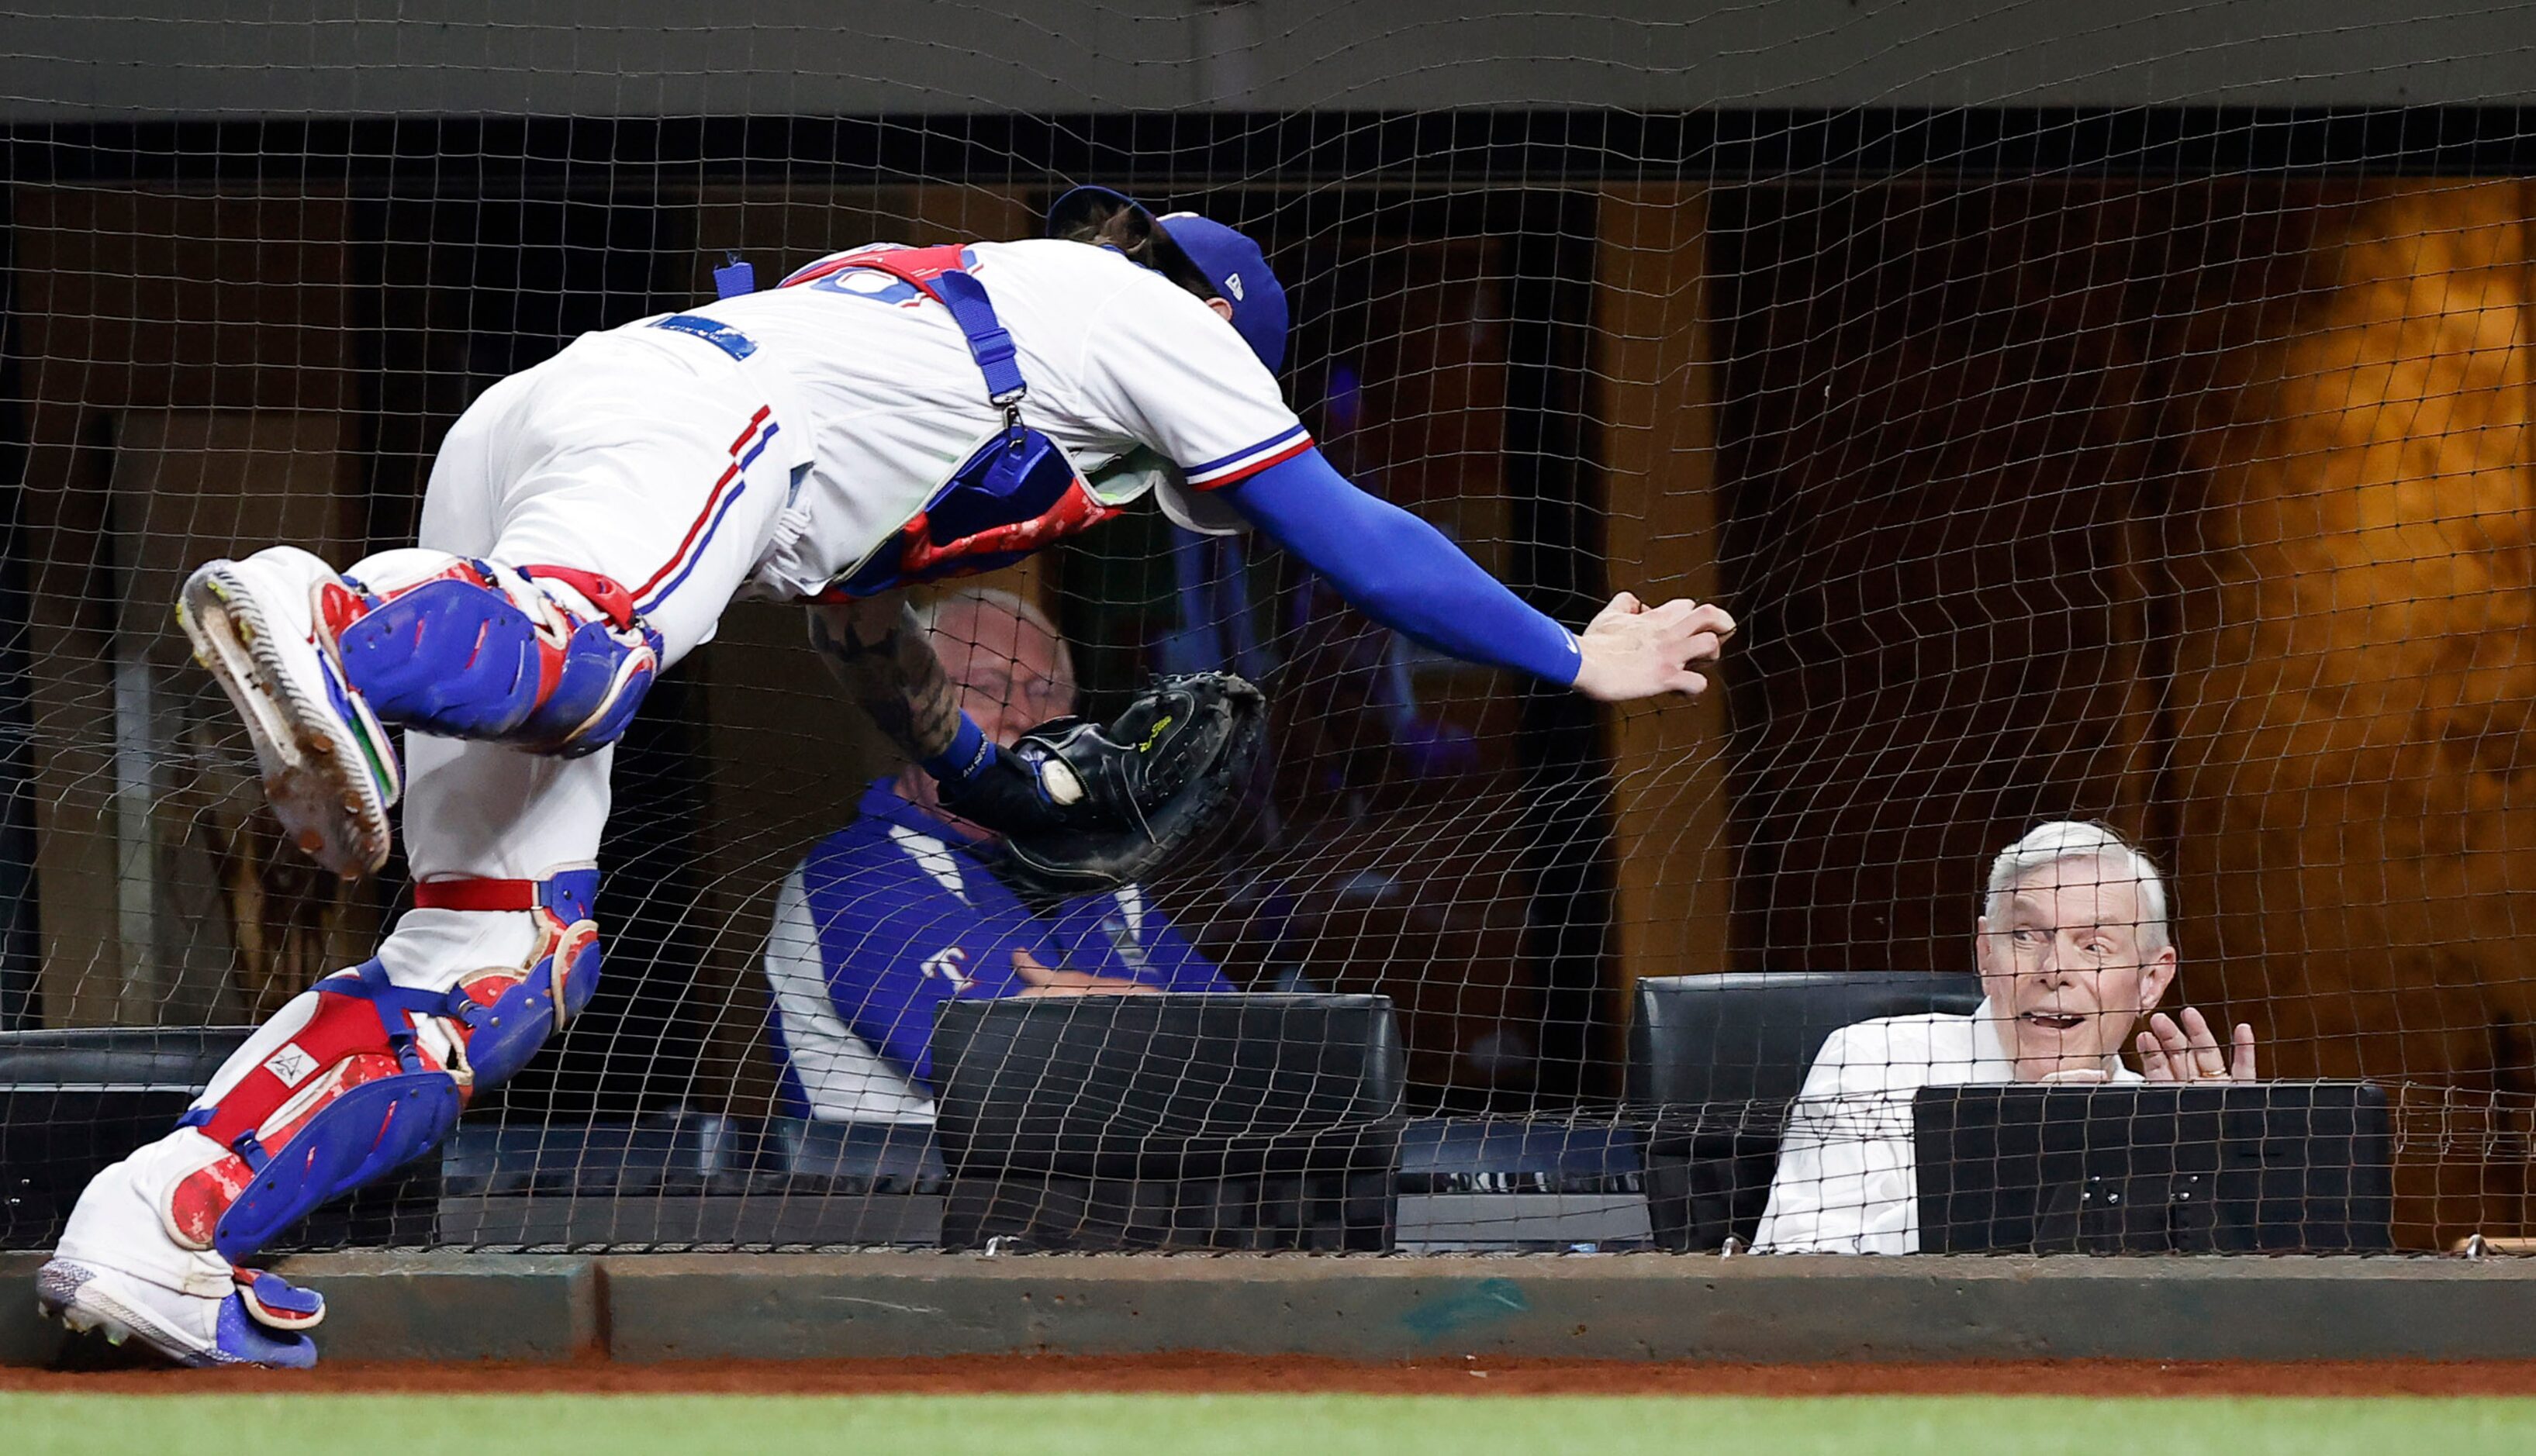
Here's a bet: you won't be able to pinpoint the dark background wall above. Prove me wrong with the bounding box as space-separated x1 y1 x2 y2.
4 2 2531 116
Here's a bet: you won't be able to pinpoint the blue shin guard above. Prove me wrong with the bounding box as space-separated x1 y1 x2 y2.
209 1071 461 1264
234 1270 327 1332
458 920 601 1087
177 871 601 1266
214 1292 320 1368
425 869 603 1087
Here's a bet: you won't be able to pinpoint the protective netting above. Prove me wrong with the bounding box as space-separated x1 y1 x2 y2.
3 7 2534 1260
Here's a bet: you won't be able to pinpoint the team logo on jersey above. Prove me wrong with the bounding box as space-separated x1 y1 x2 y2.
261 1045 319 1088
920 945 974 991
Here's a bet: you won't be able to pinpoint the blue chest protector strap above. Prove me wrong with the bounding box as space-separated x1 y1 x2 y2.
780 246 1019 388
780 246 1116 599
919 270 1028 409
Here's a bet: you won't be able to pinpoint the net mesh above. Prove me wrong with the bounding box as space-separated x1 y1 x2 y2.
2 8 2531 1258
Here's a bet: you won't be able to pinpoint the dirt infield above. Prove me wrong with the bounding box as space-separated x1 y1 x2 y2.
9 1355 2536 1397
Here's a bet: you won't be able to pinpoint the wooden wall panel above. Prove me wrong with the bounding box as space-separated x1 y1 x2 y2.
1593 186 1735 1016
12 189 361 1026
1712 183 2166 976
2160 180 2536 1244
105 412 376 1023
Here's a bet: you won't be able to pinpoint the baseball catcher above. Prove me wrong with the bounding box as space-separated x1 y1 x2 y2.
38 185 1734 1365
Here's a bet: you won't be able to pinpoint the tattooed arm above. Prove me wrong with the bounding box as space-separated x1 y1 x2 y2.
807 595 1064 833
806 596 962 763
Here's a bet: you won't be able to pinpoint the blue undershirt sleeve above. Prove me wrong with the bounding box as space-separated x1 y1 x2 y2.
1219 448 1583 687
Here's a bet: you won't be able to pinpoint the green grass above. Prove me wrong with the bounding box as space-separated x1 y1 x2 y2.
9 1393 2535 1456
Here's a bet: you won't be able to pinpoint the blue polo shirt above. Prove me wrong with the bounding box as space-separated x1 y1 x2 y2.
762 778 1231 1121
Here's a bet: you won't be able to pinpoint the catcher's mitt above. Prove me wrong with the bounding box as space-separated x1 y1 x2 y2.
945 671 1264 899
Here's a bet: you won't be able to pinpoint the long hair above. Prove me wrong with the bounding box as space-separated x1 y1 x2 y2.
1052 196 1221 304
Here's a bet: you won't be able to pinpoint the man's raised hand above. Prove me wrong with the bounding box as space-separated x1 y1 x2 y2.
2137 1006 2259 1084
1570 592 1736 702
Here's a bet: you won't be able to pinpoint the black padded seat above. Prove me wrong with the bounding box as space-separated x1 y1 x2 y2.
931 993 1405 1251
0 1027 253 1249
1629 971 1984 1251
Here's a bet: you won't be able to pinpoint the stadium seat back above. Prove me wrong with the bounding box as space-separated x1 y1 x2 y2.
1629 971 1984 1251
931 993 1405 1251
0 1028 254 1249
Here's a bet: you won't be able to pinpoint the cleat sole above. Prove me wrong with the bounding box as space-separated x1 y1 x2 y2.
39 1266 210 1368
178 564 396 881
38 1260 313 1370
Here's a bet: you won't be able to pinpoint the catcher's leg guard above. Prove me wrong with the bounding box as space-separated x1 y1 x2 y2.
166 871 601 1263
181 547 661 876
327 552 665 756
409 873 604 1087
233 1269 327 1333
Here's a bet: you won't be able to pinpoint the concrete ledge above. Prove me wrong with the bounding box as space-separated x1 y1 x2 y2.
0 1251 600 1365
267 1252 602 1362
1 1254 66 1366
597 1253 2536 1363
14 1250 2536 1365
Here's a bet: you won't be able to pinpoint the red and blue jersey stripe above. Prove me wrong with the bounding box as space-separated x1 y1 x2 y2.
632 405 781 614
1181 423 1314 489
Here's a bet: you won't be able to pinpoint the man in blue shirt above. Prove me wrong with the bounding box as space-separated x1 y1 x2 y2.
762 587 1229 1123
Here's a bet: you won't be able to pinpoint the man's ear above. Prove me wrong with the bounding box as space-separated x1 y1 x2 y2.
2139 944 2180 1010
1206 298 1235 322
1974 916 1996 975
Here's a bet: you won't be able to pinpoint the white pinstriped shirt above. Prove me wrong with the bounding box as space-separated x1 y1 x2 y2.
1753 1001 2141 1254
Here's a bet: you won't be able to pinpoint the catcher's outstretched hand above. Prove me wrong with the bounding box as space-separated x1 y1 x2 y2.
1570 592 1736 702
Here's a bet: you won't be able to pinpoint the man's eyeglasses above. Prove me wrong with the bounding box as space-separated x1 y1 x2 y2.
971 670 1075 714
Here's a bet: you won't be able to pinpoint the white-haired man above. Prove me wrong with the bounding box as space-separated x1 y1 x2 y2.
762 587 1230 1125
1753 821 2258 1254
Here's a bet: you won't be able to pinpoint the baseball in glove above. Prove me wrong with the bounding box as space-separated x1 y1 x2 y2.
939 671 1266 898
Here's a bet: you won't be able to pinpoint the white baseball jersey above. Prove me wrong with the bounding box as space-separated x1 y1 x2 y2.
364 235 1313 895
686 238 1315 599
1752 1003 2144 1254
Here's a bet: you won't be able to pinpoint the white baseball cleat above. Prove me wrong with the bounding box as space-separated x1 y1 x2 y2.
35 1258 319 1369
177 547 401 880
